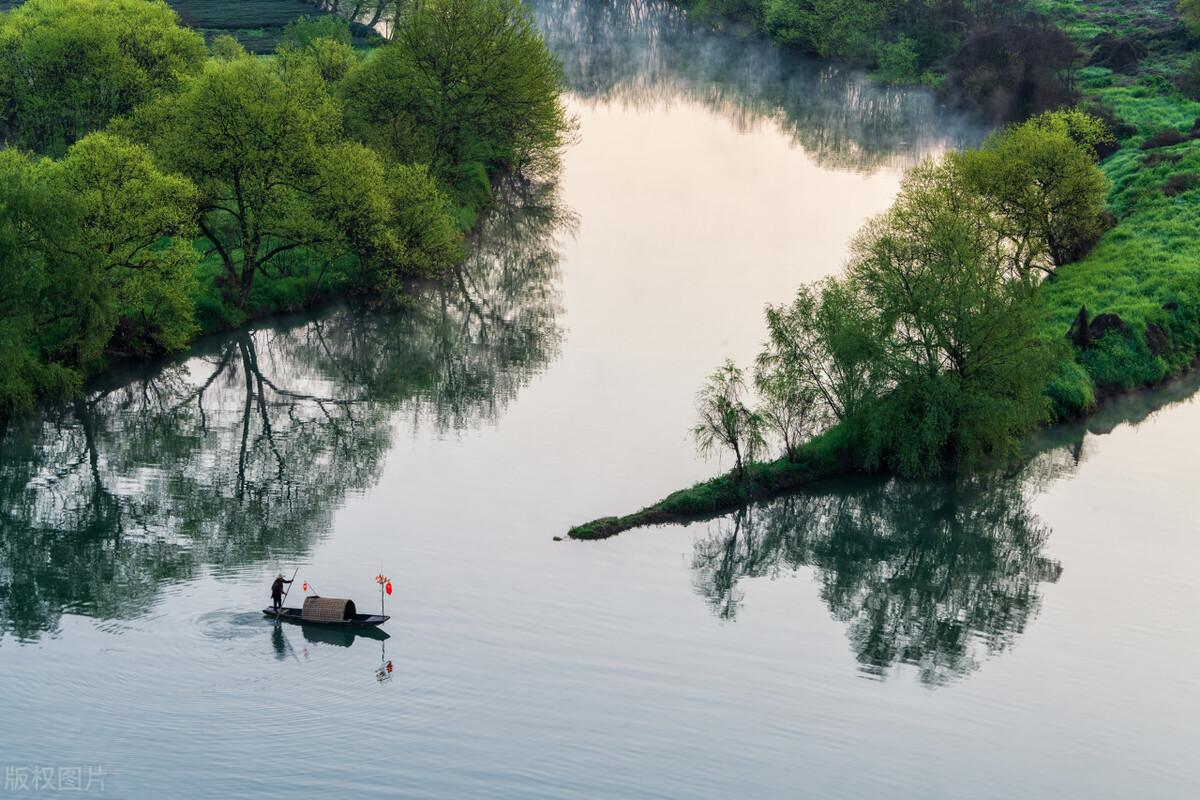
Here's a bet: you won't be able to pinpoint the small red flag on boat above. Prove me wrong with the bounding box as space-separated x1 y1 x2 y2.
302 582 308 591
385 582 392 595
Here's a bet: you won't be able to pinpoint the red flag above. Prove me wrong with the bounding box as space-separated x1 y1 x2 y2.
302 582 308 591
385 582 392 595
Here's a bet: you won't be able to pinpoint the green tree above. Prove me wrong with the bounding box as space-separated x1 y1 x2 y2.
277 16 359 84
0 131 197 409
875 35 921 84
384 163 465 277
209 34 248 62
279 36 360 84
126 58 402 309
304 140 460 299
753 364 823 461
43 132 200 356
955 111 1110 272
0 0 205 154
340 0 570 200
693 360 765 479
758 277 882 424
763 0 890 61
0 151 80 414
1181 0 1200 38
847 158 1057 475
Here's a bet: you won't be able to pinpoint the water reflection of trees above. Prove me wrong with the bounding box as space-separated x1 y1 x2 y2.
0 182 568 642
691 360 1199 687
692 473 1063 686
528 0 980 171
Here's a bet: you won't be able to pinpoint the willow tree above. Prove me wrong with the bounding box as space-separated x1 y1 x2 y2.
757 276 882 426
693 360 765 480
848 158 1057 475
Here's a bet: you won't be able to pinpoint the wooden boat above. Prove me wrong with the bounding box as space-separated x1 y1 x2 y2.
263 596 389 628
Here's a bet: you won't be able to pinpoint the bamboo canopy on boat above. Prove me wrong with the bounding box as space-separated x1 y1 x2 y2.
301 596 357 623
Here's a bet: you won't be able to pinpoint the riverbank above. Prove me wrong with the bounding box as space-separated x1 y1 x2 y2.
1034 0 1200 411
569 0 1200 539
0 0 568 418
569 426 857 539
568 362 1200 540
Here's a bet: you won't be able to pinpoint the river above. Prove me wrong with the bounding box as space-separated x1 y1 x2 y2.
0 1 1196 797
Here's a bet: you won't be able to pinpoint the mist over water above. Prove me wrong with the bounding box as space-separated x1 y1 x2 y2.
529 0 982 170
0 2 1197 798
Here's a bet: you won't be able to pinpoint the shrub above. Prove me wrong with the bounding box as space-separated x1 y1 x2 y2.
1163 173 1200 196
0 0 206 154
1086 33 1146 74
1079 330 1166 390
1141 129 1188 149
1175 53 1200 100
942 14 1079 123
1182 0 1200 39
875 36 922 84
1043 356 1096 418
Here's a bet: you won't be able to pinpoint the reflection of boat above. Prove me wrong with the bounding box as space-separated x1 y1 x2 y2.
301 622 390 646
262 596 389 629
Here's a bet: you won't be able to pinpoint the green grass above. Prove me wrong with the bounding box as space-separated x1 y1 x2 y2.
1029 0 1200 414
190 244 360 334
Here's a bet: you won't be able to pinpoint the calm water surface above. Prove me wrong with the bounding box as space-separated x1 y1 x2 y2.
2 1 1197 797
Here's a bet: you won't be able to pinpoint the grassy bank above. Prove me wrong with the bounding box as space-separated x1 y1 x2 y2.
1035 0 1200 410
570 426 857 539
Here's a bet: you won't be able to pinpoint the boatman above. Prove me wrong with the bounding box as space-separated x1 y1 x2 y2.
270 574 293 612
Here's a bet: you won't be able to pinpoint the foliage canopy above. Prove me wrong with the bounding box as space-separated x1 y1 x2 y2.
956 110 1111 272
341 0 571 204
0 0 205 154
846 158 1057 475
